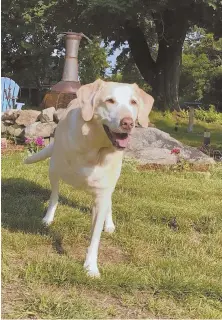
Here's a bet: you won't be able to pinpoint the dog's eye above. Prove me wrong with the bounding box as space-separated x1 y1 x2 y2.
106 98 115 104
131 99 137 105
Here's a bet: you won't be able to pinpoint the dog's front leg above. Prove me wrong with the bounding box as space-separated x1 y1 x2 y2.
104 201 115 233
84 191 111 277
42 171 59 225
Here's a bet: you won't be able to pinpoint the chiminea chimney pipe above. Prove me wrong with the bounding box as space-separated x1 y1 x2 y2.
41 31 89 109
51 32 82 93
61 32 82 82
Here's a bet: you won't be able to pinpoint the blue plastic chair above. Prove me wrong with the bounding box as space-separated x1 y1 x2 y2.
1 77 25 112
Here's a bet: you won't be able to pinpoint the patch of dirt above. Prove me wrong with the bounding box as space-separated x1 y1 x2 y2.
64 238 127 265
188 231 202 246
137 163 169 171
3 282 155 319
99 239 127 265
1 283 31 319
80 288 155 319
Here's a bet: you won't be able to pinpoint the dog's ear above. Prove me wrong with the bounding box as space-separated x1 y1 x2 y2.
133 84 154 128
77 79 103 121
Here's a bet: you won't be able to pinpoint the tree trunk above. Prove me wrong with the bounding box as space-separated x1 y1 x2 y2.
152 38 183 111
125 8 190 111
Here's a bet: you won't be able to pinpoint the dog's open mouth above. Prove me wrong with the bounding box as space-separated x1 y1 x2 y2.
103 125 130 149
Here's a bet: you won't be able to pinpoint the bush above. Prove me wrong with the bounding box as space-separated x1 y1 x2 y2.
195 105 222 124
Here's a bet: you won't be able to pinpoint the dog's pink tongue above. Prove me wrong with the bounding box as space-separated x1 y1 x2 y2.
116 136 130 148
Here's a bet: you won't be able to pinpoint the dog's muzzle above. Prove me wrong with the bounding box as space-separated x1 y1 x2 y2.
103 124 132 149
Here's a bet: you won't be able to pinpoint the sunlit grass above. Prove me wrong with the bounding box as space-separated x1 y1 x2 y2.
150 110 222 149
2 152 222 318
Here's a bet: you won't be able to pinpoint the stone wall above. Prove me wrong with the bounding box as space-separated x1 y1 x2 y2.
1 107 64 141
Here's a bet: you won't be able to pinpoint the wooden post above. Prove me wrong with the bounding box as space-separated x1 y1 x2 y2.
187 106 194 132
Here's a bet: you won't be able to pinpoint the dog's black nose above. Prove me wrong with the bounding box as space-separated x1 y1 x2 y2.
120 117 134 132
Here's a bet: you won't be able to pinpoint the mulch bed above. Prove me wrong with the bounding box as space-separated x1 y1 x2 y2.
137 163 211 172
1 140 25 155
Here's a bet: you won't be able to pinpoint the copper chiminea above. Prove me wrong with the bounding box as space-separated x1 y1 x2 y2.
41 32 85 110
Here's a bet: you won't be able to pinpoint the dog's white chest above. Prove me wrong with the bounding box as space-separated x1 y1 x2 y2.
81 165 114 189
51 140 123 192
55 155 122 192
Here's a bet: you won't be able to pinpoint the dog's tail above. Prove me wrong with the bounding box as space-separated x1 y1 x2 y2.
24 141 54 164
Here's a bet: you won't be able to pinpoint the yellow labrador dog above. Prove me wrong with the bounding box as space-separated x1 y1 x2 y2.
24 79 154 277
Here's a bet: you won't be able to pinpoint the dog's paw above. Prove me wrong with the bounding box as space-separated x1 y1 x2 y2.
104 223 115 234
84 262 100 278
42 217 53 226
86 268 100 278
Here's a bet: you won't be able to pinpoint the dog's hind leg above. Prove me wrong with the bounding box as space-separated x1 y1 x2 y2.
42 171 59 226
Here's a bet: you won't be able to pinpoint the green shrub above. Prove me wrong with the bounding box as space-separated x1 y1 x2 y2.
195 105 222 124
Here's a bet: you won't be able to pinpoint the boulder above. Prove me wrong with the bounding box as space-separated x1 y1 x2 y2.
148 122 156 128
1 121 7 134
53 108 66 123
126 147 177 165
38 107 55 123
4 120 14 125
136 122 156 128
25 122 57 138
16 110 41 126
1 109 21 123
125 127 215 164
7 124 24 137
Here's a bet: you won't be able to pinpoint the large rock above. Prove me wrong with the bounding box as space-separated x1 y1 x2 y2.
3 120 14 125
25 122 57 138
1 121 7 134
38 107 55 123
6 124 24 137
2 109 21 123
125 127 215 164
16 110 41 126
53 108 66 123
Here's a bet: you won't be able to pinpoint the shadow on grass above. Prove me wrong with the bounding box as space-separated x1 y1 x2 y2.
1 178 90 253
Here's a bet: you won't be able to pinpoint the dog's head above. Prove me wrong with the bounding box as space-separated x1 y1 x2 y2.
77 79 154 150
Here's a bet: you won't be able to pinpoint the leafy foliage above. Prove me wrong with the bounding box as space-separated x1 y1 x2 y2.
180 31 222 110
180 53 212 101
1 0 110 90
108 48 152 92
1 0 61 87
78 38 109 84
195 105 222 124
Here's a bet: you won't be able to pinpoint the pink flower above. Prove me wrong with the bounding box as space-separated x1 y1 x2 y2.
25 137 32 144
35 137 44 147
171 148 180 155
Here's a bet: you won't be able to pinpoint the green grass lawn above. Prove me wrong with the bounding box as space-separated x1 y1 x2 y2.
2 152 222 319
150 110 222 149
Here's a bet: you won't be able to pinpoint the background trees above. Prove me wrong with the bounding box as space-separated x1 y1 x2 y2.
2 0 222 110
180 30 222 110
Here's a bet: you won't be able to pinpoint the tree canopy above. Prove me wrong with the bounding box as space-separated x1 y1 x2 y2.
2 0 222 110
